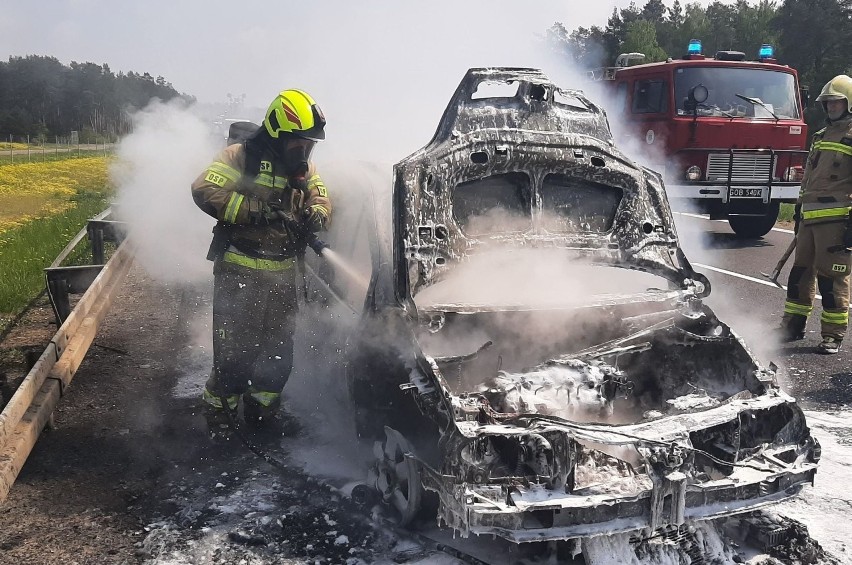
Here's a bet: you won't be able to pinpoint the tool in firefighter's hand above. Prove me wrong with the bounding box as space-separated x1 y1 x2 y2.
271 209 329 256
761 237 797 288
270 208 370 302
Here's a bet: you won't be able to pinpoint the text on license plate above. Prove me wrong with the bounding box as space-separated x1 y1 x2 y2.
730 188 763 198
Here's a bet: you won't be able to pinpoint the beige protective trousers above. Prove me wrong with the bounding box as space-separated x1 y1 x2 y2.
203 256 299 412
783 221 852 339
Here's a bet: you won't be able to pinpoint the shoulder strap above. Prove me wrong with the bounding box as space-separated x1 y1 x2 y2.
242 140 263 176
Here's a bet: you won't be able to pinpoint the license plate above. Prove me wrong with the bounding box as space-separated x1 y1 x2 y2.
730 188 763 198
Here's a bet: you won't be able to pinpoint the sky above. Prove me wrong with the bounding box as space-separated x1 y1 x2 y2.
0 0 714 160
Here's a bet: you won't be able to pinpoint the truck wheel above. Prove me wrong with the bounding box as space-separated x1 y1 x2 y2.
728 202 780 238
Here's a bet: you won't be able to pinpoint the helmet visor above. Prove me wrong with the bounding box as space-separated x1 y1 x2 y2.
294 104 326 141
282 139 316 177
817 94 846 102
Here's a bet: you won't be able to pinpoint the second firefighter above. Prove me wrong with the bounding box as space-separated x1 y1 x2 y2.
779 75 852 353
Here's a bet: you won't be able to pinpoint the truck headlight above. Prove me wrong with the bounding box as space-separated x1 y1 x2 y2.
685 165 702 181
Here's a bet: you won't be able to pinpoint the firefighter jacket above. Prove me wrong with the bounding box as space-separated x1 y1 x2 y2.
191 142 331 259
799 115 852 225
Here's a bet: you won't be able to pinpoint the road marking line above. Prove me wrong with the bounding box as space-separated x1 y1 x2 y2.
674 212 795 234
693 262 789 291
691 263 848 307
676 213 851 306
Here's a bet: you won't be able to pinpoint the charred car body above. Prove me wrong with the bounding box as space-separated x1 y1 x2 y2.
348 68 819 545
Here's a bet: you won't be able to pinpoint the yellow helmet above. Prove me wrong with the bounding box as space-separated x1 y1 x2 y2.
263 89 326 141
816 75 852 113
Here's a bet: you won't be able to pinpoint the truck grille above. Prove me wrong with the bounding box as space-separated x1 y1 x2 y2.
706 154 776 182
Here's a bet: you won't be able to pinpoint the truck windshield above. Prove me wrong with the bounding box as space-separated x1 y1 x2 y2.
675 67 799 120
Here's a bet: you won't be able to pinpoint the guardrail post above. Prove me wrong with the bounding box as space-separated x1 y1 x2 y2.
46 277 71 325
88 224 105 265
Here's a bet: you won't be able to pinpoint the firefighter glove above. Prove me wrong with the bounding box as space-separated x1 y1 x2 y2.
303 207 326 233
248 200 283 225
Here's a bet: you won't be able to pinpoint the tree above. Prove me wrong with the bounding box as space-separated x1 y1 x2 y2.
641 0 667 24
774 0 852 133
545 22 608 69
668 2 710 57
0 55 192 138
603 3 643 62
731 0 778 58
705 1 738 53
623 20 669 62
668 0 685 27
570 26 608 68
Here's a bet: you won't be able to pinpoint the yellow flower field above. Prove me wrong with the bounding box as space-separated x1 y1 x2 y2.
0 142 29 151
0 157 110 234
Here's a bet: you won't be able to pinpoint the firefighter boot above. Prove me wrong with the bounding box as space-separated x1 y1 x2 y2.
242 390 300 437
777 314 807 343
818 336 842 354
201 387 239 441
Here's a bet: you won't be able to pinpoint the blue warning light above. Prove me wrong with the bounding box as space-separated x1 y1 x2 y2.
687 39 703 55
759 44 774 59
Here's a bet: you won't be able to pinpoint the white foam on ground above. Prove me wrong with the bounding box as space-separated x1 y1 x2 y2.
775 410 852 558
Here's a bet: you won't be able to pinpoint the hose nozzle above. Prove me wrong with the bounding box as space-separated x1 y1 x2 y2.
307 235 328 256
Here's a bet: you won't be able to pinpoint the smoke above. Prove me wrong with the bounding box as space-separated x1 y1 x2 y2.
103 5 680 483
415 248 665 309
560 50 786 371
111 99 219 284
219 3 594 165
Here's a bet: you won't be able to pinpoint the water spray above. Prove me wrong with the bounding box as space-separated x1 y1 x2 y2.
280 213 370 300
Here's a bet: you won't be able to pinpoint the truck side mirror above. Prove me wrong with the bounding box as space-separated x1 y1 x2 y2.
800 86 810 108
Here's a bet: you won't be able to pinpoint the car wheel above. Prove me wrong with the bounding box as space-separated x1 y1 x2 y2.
371 426 422 526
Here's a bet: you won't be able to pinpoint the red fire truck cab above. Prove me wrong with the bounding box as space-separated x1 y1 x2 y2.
596 41 809 237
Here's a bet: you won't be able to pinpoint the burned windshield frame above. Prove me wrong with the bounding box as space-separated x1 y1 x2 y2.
674 67 800 119
451 172 532 236
540 175 623 233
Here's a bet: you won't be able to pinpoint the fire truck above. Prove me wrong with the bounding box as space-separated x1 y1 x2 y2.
594 40 809 238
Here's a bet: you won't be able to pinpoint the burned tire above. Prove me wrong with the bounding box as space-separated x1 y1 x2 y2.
729 201 779 238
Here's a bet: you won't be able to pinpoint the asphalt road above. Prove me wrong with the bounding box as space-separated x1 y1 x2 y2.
673 212 852 410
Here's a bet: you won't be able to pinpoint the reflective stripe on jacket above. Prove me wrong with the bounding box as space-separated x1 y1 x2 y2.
801 201 852 220
222 250 295 271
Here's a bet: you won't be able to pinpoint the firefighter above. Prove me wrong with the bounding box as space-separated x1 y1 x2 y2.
779 75 852 353
191 89 331 433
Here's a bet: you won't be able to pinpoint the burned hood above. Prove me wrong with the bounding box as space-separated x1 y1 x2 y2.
392 67 706 302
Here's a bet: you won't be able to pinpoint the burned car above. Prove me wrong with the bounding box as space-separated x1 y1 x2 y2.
347 68 819 546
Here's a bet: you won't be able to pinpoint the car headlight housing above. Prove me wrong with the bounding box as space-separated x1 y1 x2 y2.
685 165 702 181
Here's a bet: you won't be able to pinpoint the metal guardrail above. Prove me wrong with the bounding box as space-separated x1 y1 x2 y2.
44 209 128 325
0 208 134 502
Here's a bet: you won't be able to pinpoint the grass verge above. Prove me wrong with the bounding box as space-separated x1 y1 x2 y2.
778 203 795 223
0 194 109 333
